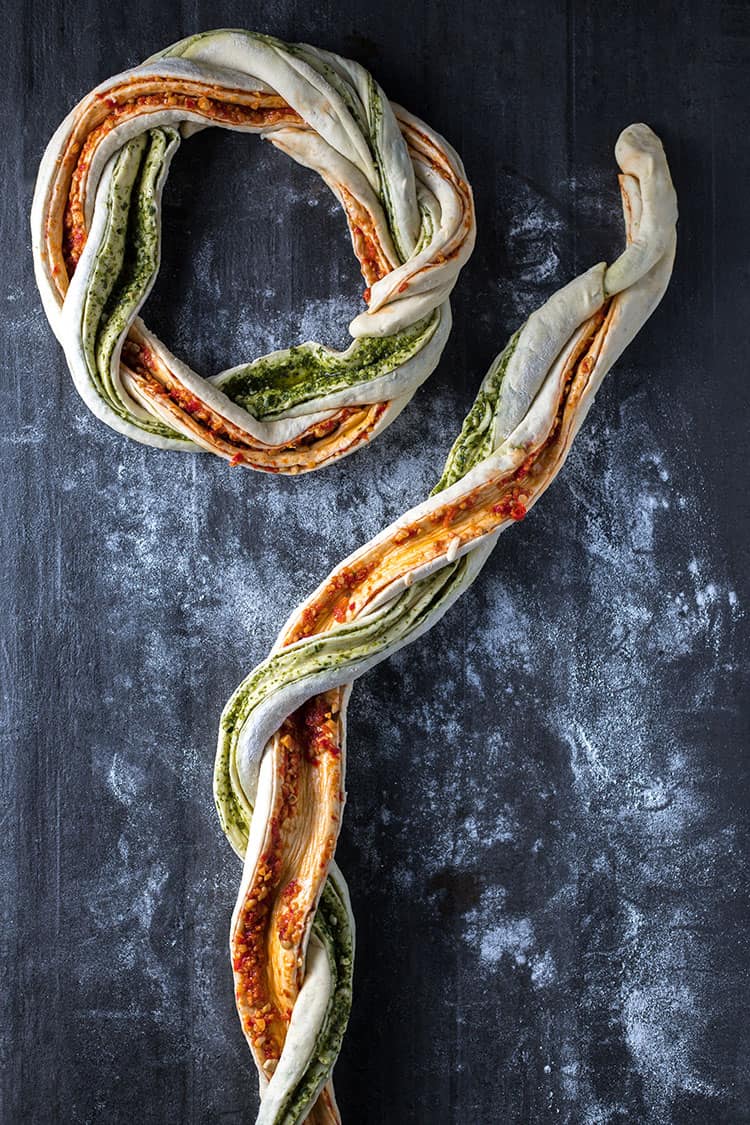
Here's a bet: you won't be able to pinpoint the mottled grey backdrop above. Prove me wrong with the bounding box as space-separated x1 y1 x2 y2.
3 2 749 1123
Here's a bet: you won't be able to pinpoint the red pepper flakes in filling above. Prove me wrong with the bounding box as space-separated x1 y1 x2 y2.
293 606 320 640
491 492 527 521
301 696 341 765
276 880 305 950
330 562 375 593
393 525 419 544
513 453 536 481
429 503 458 529
341 193 390 284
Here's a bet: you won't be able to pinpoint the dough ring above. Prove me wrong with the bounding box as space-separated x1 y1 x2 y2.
31 30 475 473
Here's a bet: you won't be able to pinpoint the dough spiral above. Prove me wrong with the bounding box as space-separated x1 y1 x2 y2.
214 124 677 1121
31 30 475 473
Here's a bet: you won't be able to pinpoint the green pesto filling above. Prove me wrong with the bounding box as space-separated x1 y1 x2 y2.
432 329 521 495
216 312 438 421
277 878 354 1124
81 127 188 442
81 133 146 407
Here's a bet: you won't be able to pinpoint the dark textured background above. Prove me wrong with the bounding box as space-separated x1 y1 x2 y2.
3 2 749 1122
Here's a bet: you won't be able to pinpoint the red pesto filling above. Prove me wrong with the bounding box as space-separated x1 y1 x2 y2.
232 721 298 1057
233 837 285 1053
302 696 342 765
232 697 341 1055
289 563 376 642
279 311 609 642
337 182 390 291
229 401 388 468
62 87 300 275
350 221 387 294
276 878 304 950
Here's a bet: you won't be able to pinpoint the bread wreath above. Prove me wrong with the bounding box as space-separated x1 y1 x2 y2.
31 30 475 473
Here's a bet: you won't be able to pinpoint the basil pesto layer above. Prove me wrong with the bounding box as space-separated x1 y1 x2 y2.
216 313 439 421
433 329 521 493
79 127 187 441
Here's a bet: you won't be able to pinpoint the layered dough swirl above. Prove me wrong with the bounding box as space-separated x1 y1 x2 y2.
31 30 475 472
214 124 677 1121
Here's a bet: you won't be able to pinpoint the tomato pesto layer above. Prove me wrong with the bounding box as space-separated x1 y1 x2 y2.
61 80 302 278
283 306 611 643
123 329 392 469
232 693 343 1060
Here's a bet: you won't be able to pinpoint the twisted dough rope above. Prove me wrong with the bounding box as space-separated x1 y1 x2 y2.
214 124 677 1122
30 30 475 474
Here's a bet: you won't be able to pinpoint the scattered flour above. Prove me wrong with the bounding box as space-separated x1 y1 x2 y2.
7 130 744 1123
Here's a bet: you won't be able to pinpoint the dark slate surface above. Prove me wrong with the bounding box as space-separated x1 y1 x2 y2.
3 2 749 1122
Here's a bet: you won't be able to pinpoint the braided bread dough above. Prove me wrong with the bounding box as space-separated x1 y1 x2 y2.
31 30 475 473
215 124 677 1122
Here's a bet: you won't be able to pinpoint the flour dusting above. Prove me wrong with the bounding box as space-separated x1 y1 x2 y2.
342 378 743 1123
7 109 745 1125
